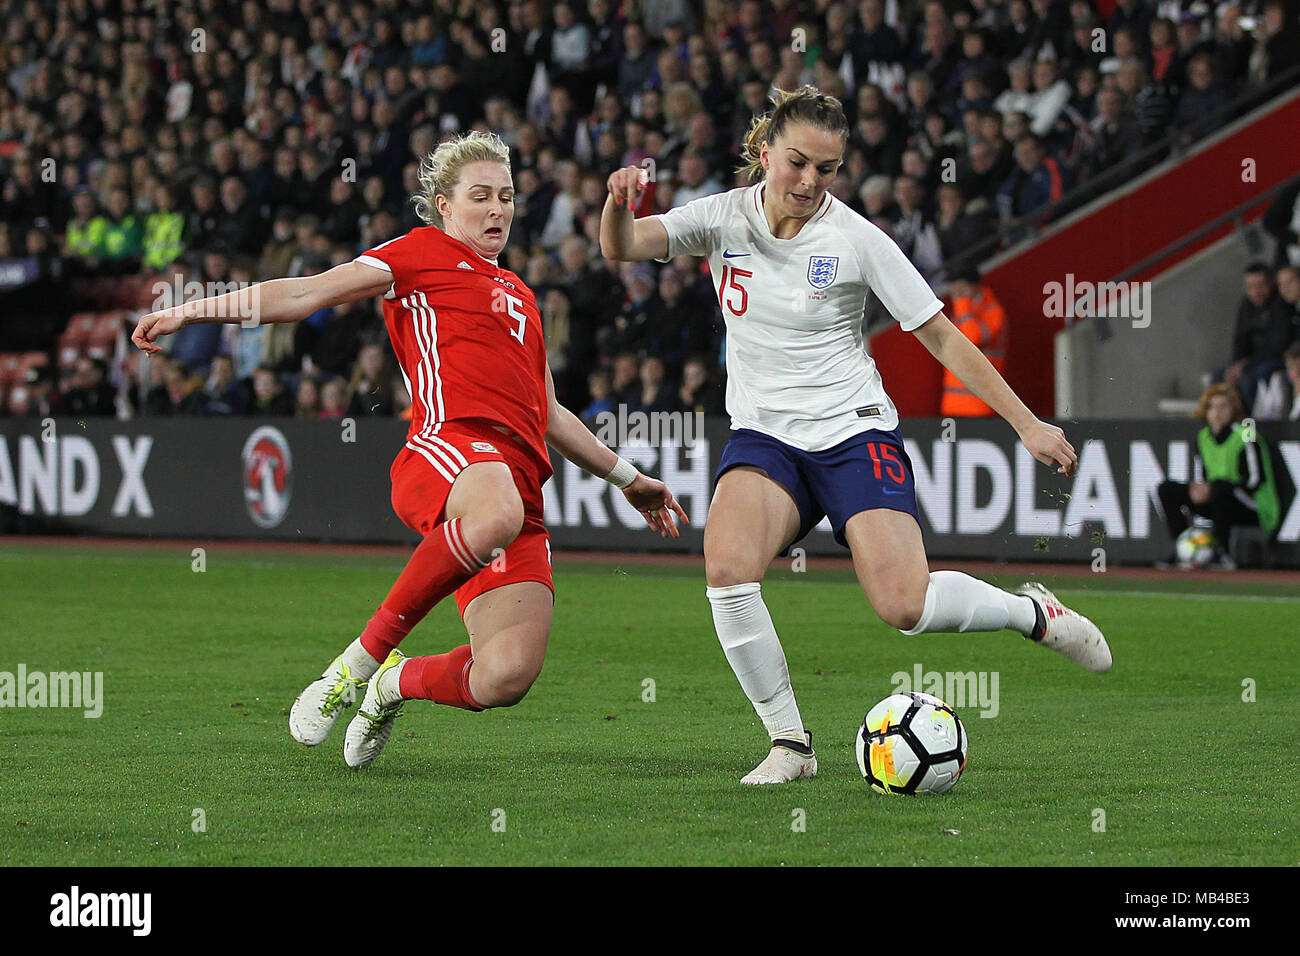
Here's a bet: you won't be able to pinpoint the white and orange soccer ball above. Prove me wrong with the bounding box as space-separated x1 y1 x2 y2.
1175 527 1216 567
855 691 968 795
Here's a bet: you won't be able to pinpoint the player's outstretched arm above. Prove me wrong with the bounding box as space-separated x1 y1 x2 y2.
599 165 669 262
913 310 1079 476
542 365 688 537
130 260 394 355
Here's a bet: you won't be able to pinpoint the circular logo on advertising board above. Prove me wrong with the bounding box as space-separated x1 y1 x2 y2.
242 426 292 528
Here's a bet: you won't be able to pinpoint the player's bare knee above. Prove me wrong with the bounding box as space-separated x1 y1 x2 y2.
462 499 525 556
877 599 922 632
704 552 764 588
476 665 537 707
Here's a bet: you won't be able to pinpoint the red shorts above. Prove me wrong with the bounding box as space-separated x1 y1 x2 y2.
390 419 553 615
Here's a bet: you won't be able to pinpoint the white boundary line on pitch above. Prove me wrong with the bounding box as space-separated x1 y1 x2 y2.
1054 588 1300 604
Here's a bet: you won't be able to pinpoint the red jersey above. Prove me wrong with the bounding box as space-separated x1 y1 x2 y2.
356 226 551 478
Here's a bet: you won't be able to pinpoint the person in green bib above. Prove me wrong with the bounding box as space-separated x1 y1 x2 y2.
1157 384 1280 569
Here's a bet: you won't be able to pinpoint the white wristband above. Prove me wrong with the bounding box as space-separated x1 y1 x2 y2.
604 456 638 489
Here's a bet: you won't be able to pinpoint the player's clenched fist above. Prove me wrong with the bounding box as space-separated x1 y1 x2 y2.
131 308 187 356
607 164 649 210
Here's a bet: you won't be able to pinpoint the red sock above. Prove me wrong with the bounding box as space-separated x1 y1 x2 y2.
358 517 486 661
398 644 485 711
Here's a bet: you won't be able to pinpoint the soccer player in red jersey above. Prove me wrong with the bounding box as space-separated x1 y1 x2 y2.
132 131 688 768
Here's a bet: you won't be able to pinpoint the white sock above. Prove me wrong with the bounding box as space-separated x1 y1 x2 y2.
341 637 383 681
707 582 806 742
900 570 1038 637
375 660 406 706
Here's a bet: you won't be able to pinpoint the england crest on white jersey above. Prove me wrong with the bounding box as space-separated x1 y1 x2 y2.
807 255 838 289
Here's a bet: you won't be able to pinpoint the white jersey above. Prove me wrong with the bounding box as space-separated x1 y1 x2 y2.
654 182 942 451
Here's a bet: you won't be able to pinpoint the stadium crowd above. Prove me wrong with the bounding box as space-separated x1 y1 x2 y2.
2 0 1300 421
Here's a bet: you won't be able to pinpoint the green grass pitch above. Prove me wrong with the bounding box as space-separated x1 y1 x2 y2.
1 542 1296 866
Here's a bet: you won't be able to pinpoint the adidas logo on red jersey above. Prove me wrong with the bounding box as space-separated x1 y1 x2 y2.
456 260 474 270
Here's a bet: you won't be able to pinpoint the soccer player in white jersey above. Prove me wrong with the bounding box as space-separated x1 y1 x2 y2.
601 86 1112 785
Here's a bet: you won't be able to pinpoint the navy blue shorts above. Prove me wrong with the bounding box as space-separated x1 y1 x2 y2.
716 427 921 549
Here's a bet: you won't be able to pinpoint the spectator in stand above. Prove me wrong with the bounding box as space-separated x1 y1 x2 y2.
853 0 904 73
1220 262 1299 412
1086 87 1139 177
211 176 266 256
858 174 897 226
319 377 350 419
64 188 106 269
1173 53 1230 141
188 177 222 252
1028 59 1072 139
890 174 944 281
1262 177 1300 269
941 264 1008 417
250 366 293 416
258 209 300 281
1149 18 1184 86
619 21 658 101
1213 3 1255 91
995 60 1035 119
1251 0 1300 85
142 183 187 272
605 263 659 358
581 368 616 419
138 355 173 417
1284 342 1300 421
671 148 725 207
53 356 117 417
295 376 321 418
959 136 1013 210
1156 384 1280 570
935 183 995 266
321 178 365 246
1279 264 1300 327
167 251 233 377
643 263 712 370
160 360 205 415
997 132 1071 224
1117 57 1176 147
199 354 248 416
630 354 679 415
678 354 725 417
96 187 144 273
1108 0 1154 43
347 343 395 417
610 351 640 406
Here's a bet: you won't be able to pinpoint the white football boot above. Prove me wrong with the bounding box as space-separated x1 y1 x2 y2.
740 732 817 785
344 650 406 769
289 654 365 745
1017 582 1113 673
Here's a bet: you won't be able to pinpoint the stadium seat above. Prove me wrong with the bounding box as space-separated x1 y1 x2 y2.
0 354 21 385
3 384 28 416
86 312 128 358
0 351 50 386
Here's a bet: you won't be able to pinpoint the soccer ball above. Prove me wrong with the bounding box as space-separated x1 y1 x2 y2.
855 691 968 795
1175 526 1216 567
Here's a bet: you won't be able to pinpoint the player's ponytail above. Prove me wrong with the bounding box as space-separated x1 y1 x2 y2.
736 85 850 183
412 130 513 228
